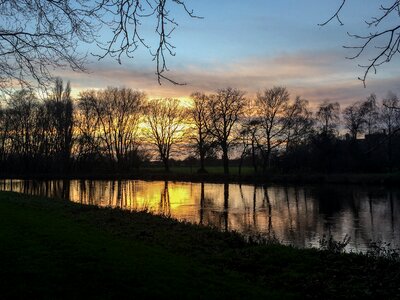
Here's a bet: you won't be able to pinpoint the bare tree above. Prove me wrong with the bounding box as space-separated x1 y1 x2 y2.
321 0 400 86
4 1 400 89
0 0 92 91
343 101 368 140
0 103 9 165
206 88 246 175
93 0 201 85
316 101 340 135
256 86 290 170
189 92 214 173
381 91 400 168
0 0 199 90
144 98 187 172
239 112 262 173
256 87 310 170
283 96 313 151
45 78 74 171
5 89 43 169
76 90 104 165
77 87 145 170
361 94 380 135
381 92 400 136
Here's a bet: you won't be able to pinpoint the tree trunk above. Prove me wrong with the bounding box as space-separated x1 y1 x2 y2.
222 146 229 175
199 149 206 173
388 134 393 172
251 141 257 173
262 149 271 173
163 157 170 172
238 155 243 177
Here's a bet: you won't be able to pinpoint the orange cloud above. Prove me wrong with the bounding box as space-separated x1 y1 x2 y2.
57 50 400 108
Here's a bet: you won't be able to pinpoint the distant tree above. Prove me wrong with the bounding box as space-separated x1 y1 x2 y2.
0 104 8 166
256 86 290 171
283 96 313 151
312 101 341 173
239 111 262 173
316 101 340 135
189 92 214 173
6 90 42 170
144 98 187 172
256 87 311 171
77 87 145 170
381 92 400 136
45 78 74 172
76 91 103 166
206 88 246 175
343 101 368 140
361 94 380 135
381 92 400 168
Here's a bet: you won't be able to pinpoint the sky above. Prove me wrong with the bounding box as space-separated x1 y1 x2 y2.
60 0 400 107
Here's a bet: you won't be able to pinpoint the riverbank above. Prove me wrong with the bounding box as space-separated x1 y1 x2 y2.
2 168 400 185
1 191 399 299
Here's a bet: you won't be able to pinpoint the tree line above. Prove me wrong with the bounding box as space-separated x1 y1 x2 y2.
0 80 399 175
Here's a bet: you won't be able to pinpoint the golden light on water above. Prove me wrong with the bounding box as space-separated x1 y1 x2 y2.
1 179 399 252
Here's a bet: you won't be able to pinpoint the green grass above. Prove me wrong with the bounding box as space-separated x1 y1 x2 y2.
0 192 288 299
1 191 399 299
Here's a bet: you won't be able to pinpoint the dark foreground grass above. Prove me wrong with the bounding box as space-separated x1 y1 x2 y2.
1 191 399 299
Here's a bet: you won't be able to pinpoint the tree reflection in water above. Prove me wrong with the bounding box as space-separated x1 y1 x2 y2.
0 179 399 252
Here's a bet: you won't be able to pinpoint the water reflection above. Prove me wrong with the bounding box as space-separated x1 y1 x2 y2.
1 179 399 251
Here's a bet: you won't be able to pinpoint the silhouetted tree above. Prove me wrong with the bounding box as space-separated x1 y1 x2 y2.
316 101 340 135
381 92 400 136
0 0 198 89
256 86 289 171
283 96 313 151
45 78 74 172
77 87 145 170
239 116 262 173
343 101 367 140
256 87 311 171
321 0 400 85
189 92 214 173
381 92 400 169
6 90 42 170
206 88 246 175
0 0 92 91
144 98 187 172
4 0 400 90
0 104 9 166
76 91 103 169
310 101 341 173
361 94 380 135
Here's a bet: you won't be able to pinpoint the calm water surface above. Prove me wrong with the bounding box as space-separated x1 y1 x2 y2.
1 179 399 251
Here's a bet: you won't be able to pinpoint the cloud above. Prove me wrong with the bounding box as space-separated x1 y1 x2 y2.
58 49 400 108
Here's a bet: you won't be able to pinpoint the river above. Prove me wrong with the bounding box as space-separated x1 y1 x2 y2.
1 179 399 251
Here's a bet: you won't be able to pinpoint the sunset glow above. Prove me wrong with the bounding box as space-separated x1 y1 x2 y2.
58 1 400 106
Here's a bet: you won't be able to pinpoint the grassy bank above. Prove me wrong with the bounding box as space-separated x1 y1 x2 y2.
1 191 400 299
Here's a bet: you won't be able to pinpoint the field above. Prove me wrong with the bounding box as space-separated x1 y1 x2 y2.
1 191 400 299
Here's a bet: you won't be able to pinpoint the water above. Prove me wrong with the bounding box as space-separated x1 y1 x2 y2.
1 179 399 251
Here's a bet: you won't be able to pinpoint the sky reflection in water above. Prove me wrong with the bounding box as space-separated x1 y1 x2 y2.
1 179 399 252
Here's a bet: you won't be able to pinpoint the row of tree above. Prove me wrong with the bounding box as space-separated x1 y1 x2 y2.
0 81 399 175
